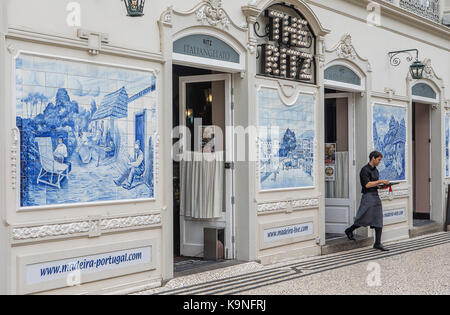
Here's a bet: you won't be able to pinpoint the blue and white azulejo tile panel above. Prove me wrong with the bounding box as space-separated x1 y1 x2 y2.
372 104 407 182
15 53 157 208
258 87 315 191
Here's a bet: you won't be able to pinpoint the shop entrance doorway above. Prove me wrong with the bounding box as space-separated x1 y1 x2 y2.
324 93 356 239
173 65 235 272
412 102 431 221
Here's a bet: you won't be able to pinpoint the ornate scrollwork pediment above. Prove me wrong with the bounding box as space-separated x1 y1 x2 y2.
326 34 368 62
196 0 231 29
325 33 371 73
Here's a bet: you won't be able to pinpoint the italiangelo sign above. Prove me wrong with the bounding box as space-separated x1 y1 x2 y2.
173 34 240 64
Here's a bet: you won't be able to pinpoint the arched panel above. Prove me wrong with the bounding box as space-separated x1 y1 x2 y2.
324 65 361 87
412 82 437 100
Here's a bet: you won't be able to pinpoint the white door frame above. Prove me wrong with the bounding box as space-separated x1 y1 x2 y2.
178 74 235 259
324 93 356 236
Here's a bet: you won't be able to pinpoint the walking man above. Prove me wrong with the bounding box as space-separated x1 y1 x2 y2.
345 151 390 251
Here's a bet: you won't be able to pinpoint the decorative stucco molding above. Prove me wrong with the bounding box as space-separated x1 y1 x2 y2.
154 132 160 184
160 1 246 32
10 128 19 190
257 198 320 214
7 44 17 56
291 198 319 209
325 33 372 73
258 201 289 212
160 6 173 26
444 100 450 110
100 215 161 231
12 222 91 240
241 4 261 54
384 88 396 102
196 0 230 29
11 214 162 242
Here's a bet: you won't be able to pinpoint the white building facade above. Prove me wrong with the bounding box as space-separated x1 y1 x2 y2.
0 0 449 294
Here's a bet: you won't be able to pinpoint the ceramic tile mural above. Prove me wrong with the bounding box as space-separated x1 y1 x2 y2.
16 54 157 208
445 113 450 178
372 104 406 181
258 88 315 190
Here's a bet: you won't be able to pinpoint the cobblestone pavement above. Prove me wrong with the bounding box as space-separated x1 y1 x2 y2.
135 232 450 295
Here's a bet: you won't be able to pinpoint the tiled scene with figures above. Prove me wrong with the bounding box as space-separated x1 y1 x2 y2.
372 104 407 182
258 88 315 190
15 54 157 208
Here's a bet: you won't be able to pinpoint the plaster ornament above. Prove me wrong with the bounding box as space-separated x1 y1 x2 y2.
7 44 17 56
196 0 230 29
445 100 450 109
337 34 356 60
423 58 434 79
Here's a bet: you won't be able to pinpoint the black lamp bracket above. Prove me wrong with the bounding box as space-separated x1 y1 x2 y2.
388 49 419 67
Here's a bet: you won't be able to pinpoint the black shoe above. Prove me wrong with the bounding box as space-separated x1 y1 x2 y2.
373 243 389 251
345 228 356 241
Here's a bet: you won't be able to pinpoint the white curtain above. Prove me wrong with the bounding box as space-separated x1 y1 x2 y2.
180 152 224 219
326 151 349 199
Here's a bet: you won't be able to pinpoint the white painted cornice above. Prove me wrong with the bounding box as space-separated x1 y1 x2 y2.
6 26 165 63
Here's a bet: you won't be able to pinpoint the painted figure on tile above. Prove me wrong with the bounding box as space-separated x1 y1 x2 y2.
53 137 68 163
114 140 145 190
76 131 92 164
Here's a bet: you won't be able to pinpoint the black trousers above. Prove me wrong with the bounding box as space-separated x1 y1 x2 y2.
347 224 382 245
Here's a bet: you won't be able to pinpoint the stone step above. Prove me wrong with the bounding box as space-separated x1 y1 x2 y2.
321 235 374 255
409 222 444 238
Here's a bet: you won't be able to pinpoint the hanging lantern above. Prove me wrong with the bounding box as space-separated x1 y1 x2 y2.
388 49 424 80
123 0 145 17
409 60 425 80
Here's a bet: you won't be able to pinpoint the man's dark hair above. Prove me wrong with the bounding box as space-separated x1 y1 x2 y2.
369 151 383 161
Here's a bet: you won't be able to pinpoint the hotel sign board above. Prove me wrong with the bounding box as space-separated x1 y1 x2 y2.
257 5 316 83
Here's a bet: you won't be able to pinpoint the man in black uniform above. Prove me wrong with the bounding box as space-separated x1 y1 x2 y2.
345 151 390 251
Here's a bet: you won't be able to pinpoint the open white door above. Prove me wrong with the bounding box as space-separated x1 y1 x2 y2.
178 74 235 259
324 94 356 237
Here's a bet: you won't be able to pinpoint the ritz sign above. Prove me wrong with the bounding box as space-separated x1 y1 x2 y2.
260 8 315 82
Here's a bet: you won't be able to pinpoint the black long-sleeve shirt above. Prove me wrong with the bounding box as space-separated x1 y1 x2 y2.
360 164 379 194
